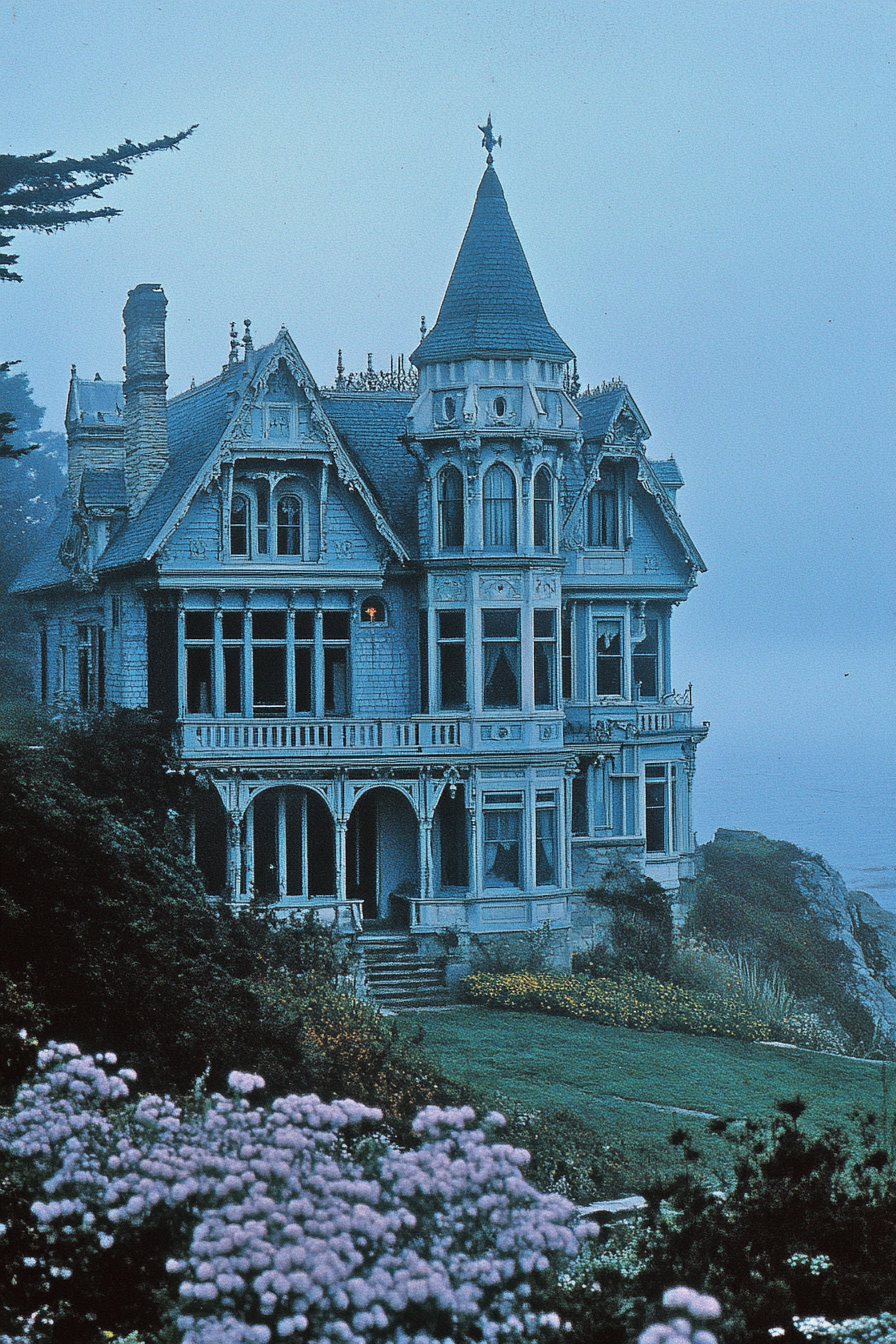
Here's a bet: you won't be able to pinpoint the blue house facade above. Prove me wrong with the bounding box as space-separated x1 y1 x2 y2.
15 153 707 959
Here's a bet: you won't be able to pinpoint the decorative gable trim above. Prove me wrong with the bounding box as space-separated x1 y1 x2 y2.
136 330 410 566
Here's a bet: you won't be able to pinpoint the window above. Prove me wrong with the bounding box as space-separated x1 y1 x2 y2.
418 611 429 712
77 624 105 710
438 466 464 549
645 763 677 854
276 495 302 555
59 645 67 696
222 611 243 714
535 792 557 886
437 786 468 888
561 607 573 700
294 611 314 712
571 772 589 835
533 467 553 549
595 620 623 696
483 794 523 888
482 609 520 708
610 749 639 836
533 609 557 707
436 610 466 708
323 611 349 715
111 595 123 630
185 611 214 714
493 395 507 418
443 395 456 421
360 596 386 623
483 464 517 549
256 481 270 554
633 618 659 699
252 611 287 716
230 493 249 555
588 462 622 548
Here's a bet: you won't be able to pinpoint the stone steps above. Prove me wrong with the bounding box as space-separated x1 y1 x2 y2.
358 933 451 1010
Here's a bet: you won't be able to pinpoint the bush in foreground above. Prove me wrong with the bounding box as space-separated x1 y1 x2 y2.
0 1043 595 1344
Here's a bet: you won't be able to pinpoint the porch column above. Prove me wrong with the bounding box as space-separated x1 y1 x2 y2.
334 818 347 903
176 597 187 718
213 603 225 718
227 811 242 901
467 780 481 895
419 817 434 901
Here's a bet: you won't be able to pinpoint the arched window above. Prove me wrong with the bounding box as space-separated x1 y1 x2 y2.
588 461 622 548
438 466 464 549
230 493 249 556
360 596 386 623
483 463 517 550
533 467 553 549
276 495 303 556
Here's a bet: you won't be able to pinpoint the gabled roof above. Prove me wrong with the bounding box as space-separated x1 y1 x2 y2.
577 384 650 443
411 165 574 366
320 392 418 551
10 498 74 593
65 376 124 426
97 330 410 573
650 458 684 491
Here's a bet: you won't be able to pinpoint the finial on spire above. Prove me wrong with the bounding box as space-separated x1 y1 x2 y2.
420 315 427 339
478 114 501 165
242 318 253 356
228 321 240 365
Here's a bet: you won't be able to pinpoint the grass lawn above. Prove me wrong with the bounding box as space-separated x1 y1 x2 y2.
398 1007 892 1196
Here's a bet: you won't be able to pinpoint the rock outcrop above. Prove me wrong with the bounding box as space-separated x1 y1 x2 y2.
701 830 896 1045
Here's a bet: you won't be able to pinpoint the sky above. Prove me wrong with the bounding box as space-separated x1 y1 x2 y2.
1 0 894 898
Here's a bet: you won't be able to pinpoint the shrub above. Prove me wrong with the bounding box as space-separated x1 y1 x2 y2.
0 1043 594 1343
471 921 556 974
577 864 673 980
462 970 781 1041
591 1102 896 1344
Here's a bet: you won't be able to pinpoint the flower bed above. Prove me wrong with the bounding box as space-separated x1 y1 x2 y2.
462 970 781 1041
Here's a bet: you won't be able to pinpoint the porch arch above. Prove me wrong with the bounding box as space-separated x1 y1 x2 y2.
245 784 336 900
346 785 419 924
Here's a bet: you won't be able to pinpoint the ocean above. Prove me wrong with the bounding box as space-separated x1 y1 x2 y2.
694 742 896 913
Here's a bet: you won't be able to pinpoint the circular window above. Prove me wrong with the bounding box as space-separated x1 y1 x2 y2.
444 395 456 421
494 395 507 418
360 596 386 624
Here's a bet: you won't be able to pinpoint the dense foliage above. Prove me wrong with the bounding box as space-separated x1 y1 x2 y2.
575 868 674 980
0 1045 592 1344
559 1099 896 1344
0 711 462 1133
690 832 877 1049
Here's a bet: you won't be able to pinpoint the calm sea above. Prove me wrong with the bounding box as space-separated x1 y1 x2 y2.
693 743 896 914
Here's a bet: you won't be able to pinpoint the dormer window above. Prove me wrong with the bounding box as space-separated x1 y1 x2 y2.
276 495 302 556
588 461 623 548
230 493 249 555
483 463 517 550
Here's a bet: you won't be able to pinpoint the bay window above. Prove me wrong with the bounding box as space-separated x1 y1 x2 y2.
483 793 523 888
483 464 517 550
482 609 520 708
595 620 623 696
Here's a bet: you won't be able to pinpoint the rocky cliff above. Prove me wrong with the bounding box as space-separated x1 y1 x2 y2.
695 829 896 1047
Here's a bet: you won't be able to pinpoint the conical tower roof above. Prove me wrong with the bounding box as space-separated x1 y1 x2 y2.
411 165 574 366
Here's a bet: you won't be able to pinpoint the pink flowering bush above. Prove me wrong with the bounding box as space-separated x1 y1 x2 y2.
0 1043 596 1344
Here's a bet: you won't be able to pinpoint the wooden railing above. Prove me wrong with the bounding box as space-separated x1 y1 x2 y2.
185 715 467 756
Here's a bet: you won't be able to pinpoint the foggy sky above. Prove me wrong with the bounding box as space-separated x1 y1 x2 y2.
1 0 893 883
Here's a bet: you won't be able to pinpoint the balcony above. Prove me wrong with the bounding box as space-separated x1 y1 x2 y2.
184 714 469 759
564 690 695 746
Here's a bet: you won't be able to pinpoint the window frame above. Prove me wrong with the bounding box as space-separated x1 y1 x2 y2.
437 609 467 709
533 466 554 550
482 792 524 890
437 465 465 550
482 608 521 709
483 463 518 551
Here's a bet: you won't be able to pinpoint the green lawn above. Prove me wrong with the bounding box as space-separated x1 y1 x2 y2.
398 1007 892 1195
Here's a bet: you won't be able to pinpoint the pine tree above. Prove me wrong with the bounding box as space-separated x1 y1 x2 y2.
0 127 196 283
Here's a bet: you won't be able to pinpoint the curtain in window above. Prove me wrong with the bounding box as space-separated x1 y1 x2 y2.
484 810 521 886
533 467 553 548
277 495 302 555
230 493 249 555
483 464 517 548
438 467 464 548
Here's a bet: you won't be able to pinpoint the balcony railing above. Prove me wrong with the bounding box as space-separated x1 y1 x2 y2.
184 715 467 757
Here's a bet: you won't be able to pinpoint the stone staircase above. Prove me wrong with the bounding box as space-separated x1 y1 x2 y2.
357 932 451 1010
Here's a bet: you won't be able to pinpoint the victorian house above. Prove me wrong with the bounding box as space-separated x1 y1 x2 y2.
14 143 707 968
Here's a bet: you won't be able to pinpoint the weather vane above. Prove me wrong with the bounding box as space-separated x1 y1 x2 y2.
478 114 501 165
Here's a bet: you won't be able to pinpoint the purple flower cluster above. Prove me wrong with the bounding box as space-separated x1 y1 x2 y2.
639 1286 722 1344
1 1045 597 1344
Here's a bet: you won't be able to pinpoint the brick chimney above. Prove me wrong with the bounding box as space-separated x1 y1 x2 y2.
123 283 169 516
